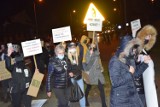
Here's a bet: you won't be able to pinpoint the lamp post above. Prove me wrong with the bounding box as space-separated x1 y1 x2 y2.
70 10 76 26
33 0 43 38
33 2 38 37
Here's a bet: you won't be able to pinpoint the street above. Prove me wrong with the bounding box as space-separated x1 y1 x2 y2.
0 32 160 107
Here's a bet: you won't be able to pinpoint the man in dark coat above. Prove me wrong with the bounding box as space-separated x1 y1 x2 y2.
108 35 151 107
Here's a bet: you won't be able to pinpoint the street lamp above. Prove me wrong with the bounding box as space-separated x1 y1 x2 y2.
33 0 43 37
113 8 117 12
73 10 76 13
70 9 76 25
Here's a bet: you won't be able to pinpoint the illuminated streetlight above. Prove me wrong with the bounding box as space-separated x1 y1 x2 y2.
118 25 122 29
126 23 129 26
73 10 76 13
113 8 117 12
113 0 117 2
38 0 43 3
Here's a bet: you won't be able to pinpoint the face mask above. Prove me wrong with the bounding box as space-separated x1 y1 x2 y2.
128 44 139 59
57 54 64 60
144 39 149 45
69 48 76 53
83 40 87 44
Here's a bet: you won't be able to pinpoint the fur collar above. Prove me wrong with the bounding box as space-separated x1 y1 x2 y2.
119 38 143 63
136 25 157 51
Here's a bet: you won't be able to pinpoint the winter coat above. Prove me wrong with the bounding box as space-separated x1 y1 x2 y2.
85 50 105 85
5 55 32 93
136 25 157 51
46 56 72 92
79 35 89 63
136 25 158 107
109 35 148 107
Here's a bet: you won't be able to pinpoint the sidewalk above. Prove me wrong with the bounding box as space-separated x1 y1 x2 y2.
0 85 110 107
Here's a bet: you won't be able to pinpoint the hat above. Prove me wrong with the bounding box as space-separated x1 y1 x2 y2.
68 42 76 48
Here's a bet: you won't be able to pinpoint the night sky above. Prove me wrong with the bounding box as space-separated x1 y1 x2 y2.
0 0 160 36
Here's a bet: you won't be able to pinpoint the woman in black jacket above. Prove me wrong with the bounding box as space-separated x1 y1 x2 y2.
46 44 72 107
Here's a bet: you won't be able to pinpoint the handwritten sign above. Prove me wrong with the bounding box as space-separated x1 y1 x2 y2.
52 26 72 43
131 19 141 38
87 18 102 31
21 39 42 57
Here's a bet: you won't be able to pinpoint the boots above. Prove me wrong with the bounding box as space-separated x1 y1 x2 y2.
85 84 92 106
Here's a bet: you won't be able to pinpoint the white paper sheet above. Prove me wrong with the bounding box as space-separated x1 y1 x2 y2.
31 99 47 107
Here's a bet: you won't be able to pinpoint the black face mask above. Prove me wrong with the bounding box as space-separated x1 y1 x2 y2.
10 51 20 58
83 40 87 44
144 39 149 45
128 44 139 60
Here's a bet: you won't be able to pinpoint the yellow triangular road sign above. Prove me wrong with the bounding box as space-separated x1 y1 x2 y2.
84 3 105 24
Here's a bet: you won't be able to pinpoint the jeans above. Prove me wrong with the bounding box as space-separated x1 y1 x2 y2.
71 78 86 107
53 87 71 107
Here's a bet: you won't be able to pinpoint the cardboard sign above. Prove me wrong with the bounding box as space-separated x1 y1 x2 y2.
0 60 13 81
130 19 141 38
87 18 102 31
21 39 42 57
52 26 72 43
27 71 44 97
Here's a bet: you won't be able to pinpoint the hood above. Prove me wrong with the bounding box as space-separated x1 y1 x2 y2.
118 38 143 63
80 35 89 44
136 25 157 51
115 35 133 57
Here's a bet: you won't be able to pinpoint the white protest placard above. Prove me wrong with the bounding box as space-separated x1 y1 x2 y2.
21 39 42 57
52 26 72 43
31 99 47 107
130 19 141 38
143 60 159 107
87 18 102 31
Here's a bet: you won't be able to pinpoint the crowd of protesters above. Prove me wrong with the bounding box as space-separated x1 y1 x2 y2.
0 24 159 107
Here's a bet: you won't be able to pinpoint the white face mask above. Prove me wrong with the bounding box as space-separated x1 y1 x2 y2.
69 48 76 53
57 54 64 60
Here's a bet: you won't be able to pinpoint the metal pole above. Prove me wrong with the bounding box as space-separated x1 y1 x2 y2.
33 2 38 37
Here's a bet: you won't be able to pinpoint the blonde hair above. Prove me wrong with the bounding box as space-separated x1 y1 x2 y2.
54 44 65 55
67 46 79 65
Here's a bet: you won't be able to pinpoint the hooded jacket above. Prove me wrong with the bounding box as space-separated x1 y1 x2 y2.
5 54 32 93
109 35 148 107
134 25 158 94
78 35 89 63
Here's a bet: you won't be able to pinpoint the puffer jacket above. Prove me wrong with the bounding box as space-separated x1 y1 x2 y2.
46 56 71 92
